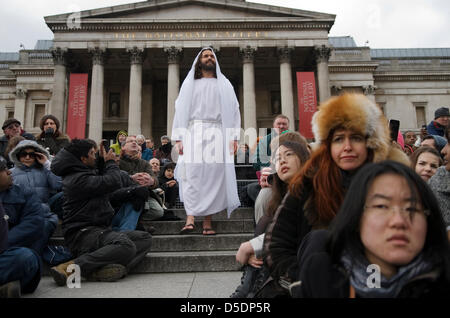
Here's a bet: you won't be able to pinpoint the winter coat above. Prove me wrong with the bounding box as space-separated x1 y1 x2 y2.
426 120 445 137
9 140 62 204
36 134 70 156
119 155 158 189
429 166 450 227
263 176 318 282
110 130 128 155
0 202 8 254
50 148 123 237
0 184 45 249
0 131 36 168
292 230 450 298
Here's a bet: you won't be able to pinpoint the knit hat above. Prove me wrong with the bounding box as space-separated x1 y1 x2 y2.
430 135 448 152
39 114 60 132
2 118 20 130
311 93 391 163
434 107 450 119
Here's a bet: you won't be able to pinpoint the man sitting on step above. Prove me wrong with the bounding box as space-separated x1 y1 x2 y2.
49 139 152 285
119 136 164 223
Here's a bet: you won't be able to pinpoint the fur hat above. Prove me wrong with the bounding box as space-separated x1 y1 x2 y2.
311 93 409 164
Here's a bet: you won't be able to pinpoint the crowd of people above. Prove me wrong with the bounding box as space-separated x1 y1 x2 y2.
231 98 450 299
0 48 449 299
0 114 182 297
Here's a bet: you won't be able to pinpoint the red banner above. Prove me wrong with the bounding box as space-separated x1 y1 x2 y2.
296 72 317 139
67 74 88 140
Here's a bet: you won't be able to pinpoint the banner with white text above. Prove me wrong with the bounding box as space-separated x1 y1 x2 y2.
296 72 317 140
67 74 88 140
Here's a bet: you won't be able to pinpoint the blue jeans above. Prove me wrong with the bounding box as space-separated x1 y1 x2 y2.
0 247 41 293
111 202 142 232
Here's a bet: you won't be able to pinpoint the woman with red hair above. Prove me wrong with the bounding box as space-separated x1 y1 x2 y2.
262 94 410 297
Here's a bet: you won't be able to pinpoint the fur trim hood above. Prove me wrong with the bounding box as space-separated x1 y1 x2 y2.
9 139 51 166
311 93 403 163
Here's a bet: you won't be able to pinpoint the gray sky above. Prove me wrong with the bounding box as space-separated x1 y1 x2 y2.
1 0 449 52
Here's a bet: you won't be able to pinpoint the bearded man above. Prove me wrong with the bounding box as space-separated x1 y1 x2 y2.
172 48 241 235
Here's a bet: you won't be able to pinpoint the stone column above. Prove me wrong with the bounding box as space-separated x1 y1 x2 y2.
50 47 67 129
363 85 377 103
241 46 257 131
278 47 295 126
88 47 106 143
165 47 182 138
14 88 27 124
314 45 332 103
127 47 144 136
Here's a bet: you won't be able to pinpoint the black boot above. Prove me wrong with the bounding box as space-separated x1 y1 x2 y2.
230 265 259 298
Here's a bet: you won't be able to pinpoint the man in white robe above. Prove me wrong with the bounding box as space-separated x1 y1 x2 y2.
172 48 241 235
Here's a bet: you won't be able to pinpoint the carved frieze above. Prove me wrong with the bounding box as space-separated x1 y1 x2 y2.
127 47 145 64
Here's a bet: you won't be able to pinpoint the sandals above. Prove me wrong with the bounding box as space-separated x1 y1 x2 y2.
179 223 195 235
202 227 216 236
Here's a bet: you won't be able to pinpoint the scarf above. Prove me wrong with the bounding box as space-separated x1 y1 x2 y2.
340 250 435 298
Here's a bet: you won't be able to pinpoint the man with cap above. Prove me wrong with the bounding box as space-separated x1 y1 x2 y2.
0 119 35 162
427 107 450 137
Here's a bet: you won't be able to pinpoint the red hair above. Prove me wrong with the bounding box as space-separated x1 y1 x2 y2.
289 142 344 226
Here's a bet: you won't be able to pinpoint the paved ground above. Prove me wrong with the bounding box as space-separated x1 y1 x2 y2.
23 272 242 298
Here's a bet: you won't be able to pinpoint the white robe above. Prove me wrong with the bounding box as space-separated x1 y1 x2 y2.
181 78 227 216
172 48 241 218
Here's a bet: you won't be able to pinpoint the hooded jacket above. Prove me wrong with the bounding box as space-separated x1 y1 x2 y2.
50 148 122 237
265 94 411 283
9 140 61 204
0 183 45 249
0 130 36 168
110 130 128 155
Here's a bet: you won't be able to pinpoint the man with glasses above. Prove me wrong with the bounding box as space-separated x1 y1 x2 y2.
0 119 35 165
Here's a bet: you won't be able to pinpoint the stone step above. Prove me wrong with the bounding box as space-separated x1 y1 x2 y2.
131 251 242 273
171 208 255 220
148 233 254 252
50 233 253 252
143 219 255 235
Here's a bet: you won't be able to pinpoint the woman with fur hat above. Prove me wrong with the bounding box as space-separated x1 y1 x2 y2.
263 93 410 297
36 115 70 156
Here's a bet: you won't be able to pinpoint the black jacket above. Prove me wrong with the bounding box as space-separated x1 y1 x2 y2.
264 188 313 282
50 148 122 237
36 134 70 156
293 230 450 298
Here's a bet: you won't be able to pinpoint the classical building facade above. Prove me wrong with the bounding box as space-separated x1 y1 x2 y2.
1 0 449 144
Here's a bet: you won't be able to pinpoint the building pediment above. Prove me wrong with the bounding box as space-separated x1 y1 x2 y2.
45 0 335 32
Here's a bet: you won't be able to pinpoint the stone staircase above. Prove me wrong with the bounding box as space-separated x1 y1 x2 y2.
50 164 258 273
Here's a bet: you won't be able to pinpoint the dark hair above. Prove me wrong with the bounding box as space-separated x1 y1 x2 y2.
38 114 61 139
328 161 449 273
266 141 311 218
194 49 217 79
65 139 96 161
163 162 176 171
4 136 25 158
410 146 443 169
0 160 7 171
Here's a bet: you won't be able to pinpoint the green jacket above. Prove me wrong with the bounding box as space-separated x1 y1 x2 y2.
110 130 128 155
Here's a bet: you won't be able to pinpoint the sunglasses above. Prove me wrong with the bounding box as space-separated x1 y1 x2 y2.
18 151 36 159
